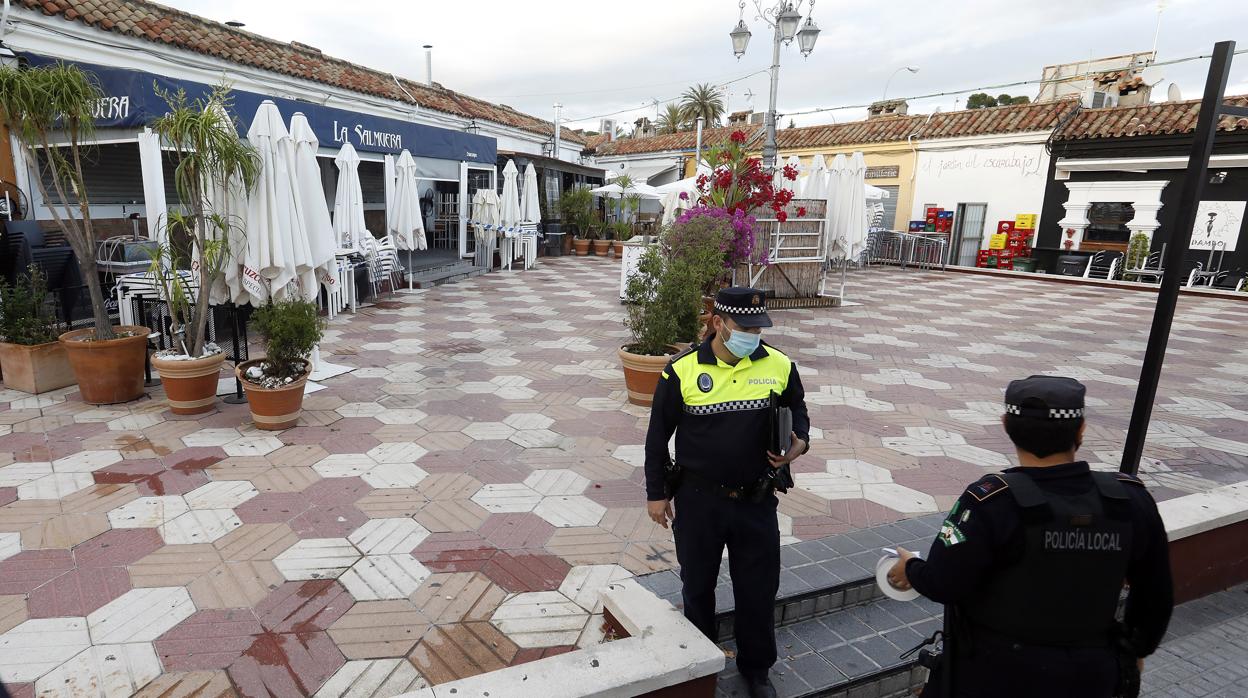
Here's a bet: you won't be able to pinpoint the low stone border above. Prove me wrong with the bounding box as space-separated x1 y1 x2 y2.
399 578 724 697
940 263 1248 301
1160 481 1248 603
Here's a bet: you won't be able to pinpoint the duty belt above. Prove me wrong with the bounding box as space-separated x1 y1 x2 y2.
681 469 764 501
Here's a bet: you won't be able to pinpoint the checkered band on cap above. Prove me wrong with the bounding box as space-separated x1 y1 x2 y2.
714 301 767 315
1005 404 1084 419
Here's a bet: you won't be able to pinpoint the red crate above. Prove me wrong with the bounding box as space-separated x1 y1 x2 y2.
997 260 1014 270
997 221 1016 233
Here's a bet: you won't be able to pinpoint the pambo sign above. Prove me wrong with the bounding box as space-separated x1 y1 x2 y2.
22 52 496 164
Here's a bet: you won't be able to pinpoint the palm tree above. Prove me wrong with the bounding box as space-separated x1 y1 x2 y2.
679 83 725 127
655 103 686 135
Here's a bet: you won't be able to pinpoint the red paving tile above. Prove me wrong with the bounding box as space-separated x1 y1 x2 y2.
477 513 555 551
233 492 310 524
156 608 264 671
26 565 131 617
94 460 211 496
227 630 344 697
585 479 644 508
278 426 336 445
165 447 227 472
300 477 372 506
73 528 165 567
0 550 75 595
0 488 15 507
254 580 353 633
425 546 570 593
290 504 367 539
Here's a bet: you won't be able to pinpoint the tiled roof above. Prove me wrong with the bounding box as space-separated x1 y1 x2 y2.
581 133 610 151
1053 95 1248 140
17 0 584 145
593 125 754 157
595 100 1081 156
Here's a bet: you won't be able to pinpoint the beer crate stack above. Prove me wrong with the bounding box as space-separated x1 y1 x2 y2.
977 214 1036 270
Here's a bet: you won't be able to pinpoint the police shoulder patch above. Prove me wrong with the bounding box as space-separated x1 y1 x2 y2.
697 373 714 393
1114 472 1146 487
966 474 1010 503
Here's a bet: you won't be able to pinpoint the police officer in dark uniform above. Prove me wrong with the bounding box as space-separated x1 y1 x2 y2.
886 375 1174 698
644 287 811 698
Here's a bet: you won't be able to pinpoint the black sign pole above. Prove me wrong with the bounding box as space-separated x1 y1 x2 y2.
1120 40 1236 476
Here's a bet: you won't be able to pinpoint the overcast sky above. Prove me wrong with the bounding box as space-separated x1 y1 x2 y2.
171 0 1248 133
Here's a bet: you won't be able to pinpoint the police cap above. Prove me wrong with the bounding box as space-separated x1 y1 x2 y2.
1004 375 1086 420
714 286 773 328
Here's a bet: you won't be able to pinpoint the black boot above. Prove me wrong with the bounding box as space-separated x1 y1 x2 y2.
742 672 777 698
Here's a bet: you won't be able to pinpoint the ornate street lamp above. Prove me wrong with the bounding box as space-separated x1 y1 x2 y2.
729 0 819 169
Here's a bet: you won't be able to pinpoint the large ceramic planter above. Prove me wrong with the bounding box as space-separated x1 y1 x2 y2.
592 239 612 256
152 351 225 415
237 358 310 430
0 341 75 394
58 325 150 405
573 238 592 256
562 233 574 255
619 345 682 407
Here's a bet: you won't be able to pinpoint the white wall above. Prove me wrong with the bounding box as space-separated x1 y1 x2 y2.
911 135 1051 249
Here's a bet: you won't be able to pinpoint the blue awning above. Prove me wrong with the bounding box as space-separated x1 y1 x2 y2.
20 53 496 165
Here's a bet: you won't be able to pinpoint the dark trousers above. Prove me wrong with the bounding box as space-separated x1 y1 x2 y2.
922 638 1118 698
673 485 780 678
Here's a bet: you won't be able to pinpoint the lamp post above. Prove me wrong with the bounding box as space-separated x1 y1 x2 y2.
730 0 819 170
882 66 919 101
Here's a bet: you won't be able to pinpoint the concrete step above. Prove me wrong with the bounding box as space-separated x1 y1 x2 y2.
403 261 488 288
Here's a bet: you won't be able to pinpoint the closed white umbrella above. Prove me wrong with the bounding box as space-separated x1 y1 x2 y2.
333 142 370 255
824 152 870 261
200 105 250 305
383 153 397 235
824 153 850 261
243 100 307 305
137 128 168 247
500 160 522 229
289 113 337 301
845 152 869 259
521 162 541 223
799 154 829 200
391 150 426 251
471 189 501 268
661 191 692 225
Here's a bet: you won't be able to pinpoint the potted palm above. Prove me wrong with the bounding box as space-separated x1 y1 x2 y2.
559 186 594 256
0 62 149 404
237 299 325 430
148 85 261 414
619 245 702 406
0 266 74 394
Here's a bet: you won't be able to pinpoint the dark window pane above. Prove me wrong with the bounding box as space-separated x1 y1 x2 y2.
1085 202 1134 243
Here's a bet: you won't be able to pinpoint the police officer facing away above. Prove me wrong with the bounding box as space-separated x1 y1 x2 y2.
887 376 1174 698
645 287 811 698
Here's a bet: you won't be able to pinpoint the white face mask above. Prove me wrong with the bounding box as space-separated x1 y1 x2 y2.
723 326 761 359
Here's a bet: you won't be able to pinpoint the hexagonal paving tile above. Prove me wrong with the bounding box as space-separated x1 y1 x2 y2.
222 436 284 458
508 429 564 449
315 658 429 697
557 564 632 613
35 642 162 697
326 599 430 659
181 429 241 448
87 586 196 644
159 510 244 545
348 518 431 555
533 495 607 528
107 496 190 529
312 454 375 479
51 450 123 473
273 538 361 580
503 413 553 431
489 591 587 648
0 533 19 562
365 443 427 464
360 463 428 489
523 469 589 496
336 402 387 418
461 422 516 441
0 616 92 682
470 483 542 513
374 408 428 426
17 472 95 500
183 481 260 510
339 555 431 601
0 462 52 487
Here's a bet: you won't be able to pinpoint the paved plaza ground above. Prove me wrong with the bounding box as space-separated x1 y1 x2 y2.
0 257 1247 695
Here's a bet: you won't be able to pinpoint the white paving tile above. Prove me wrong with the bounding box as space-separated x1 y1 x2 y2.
558 564 632 613
0 617 92 683
87 587 195 644
338 555 431 600
366 442 428 464
183 480 260 510
471 483 542 513
313 454 377 479
222 435 284 457
17 472 95 500
524 469 589 496
361 463 429 489
490 591 588 648
51 450 123 473
336 402 387 418
374 408 428 425
106 496 190 529
273 538 361 580
348 518 431 555
315 658 430 698
863 483 939 514
503 413 553 430
35 642 161 698
533 495 607 528
509 429 564 449
107 414 165 432
158 509 243 544
0 461 53 486
462 422 516 441
181 428 241 448
610 445 644 468
0 532 19 562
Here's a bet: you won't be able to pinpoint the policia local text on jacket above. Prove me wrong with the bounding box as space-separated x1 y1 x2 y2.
643 321 810 691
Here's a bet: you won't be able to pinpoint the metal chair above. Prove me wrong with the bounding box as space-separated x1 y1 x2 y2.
1123 244 1165 283
1084 251 1123 280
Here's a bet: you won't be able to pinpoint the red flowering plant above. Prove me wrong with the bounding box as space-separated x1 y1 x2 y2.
695 129 801 223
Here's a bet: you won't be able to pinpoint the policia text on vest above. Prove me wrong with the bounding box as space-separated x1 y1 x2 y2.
643 288 811 698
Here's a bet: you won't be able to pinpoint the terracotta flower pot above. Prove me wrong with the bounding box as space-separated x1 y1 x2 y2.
0 340 76 394
562 233 574 255
152 351 225 415
236 358 310 430
592 239 612 256
618 345 683 407
573 238 592 256
58 325 150 405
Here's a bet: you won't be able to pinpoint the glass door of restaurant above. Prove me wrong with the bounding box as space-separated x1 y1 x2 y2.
459 163 496 258
952 203 987 266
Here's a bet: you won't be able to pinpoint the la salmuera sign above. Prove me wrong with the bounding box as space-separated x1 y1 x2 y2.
22 53 495 165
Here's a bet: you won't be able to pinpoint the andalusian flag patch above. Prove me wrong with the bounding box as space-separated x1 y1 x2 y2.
938 521 966 547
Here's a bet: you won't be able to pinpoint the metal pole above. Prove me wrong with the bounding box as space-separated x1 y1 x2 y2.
763 22 782 170
553 103 563 163
1120 40 1235 475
